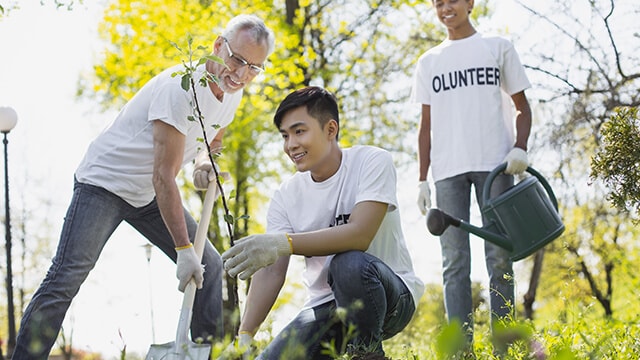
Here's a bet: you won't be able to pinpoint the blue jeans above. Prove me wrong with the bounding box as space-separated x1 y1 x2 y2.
12 180 223 360
258 251 415 360
434 172 515 342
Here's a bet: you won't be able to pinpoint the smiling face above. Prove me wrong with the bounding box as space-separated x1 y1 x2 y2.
432 0 475 39
210 29 269 94
279 106 341 182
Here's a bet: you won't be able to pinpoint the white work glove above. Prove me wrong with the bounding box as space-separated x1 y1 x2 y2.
220 332 254 360
176 244 204 292
193 160 233 191
222 233 292 280
503 148 529 175
417 181 432 216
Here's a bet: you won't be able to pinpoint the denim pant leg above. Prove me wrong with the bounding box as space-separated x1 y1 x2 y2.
475 173 515 324
127 200 224 341
258 251 415 360
13 182 128 360
329 251 415 354
258 301 342 360
435 174 474 340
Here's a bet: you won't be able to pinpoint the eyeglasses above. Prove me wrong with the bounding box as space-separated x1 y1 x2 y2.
222 37 265 75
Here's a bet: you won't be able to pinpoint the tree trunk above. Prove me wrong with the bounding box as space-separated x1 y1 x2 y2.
523 249 545 320
285 0 299 25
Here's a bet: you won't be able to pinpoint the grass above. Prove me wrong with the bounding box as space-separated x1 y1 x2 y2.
70 284 640 359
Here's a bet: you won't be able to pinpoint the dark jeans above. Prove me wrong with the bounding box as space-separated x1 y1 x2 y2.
12 180 223 359
258 251 415 360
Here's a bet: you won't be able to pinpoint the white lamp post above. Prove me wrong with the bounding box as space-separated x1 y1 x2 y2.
143 243 156 343
0 106 18 357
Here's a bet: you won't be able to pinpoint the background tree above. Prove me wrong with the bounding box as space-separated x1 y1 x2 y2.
510 0 640 319
590 107 640 221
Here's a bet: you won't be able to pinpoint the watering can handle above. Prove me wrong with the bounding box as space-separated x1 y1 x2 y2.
482 163 559 210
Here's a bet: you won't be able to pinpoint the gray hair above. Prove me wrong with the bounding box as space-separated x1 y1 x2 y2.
222 14 276 55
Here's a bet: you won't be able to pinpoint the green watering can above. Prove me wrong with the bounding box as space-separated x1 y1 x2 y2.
426 163 565 261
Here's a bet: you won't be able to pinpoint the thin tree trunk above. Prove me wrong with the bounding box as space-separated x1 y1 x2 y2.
523 249 545 320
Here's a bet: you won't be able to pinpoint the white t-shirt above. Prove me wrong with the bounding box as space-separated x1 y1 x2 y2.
76 63 243 207
266 145 425 308
411 32 531 182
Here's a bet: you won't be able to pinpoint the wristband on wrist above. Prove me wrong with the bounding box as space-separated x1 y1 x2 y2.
175 243 193 251
285 233 294 253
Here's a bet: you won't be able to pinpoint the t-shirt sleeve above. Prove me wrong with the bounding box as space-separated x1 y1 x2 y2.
148 82 192 134
356 149 398 212
266 187 293 234
501 41 531 95
411 55 432 105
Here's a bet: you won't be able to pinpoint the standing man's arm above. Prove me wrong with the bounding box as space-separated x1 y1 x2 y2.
418 104 432 181
152 120 204 291
503 91 532 175
511 91 532 151
417 104 432 215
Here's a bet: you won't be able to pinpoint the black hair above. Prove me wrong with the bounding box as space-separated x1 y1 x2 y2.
273 86 340 139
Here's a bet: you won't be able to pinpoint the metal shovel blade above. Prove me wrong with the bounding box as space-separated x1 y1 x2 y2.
145 341 211 360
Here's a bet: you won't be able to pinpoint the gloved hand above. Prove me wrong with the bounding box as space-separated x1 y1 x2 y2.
504 148 529 175
176 244 204 292
417 181 432 216
193 160 231 190
220 332 254 360
222 233 292 280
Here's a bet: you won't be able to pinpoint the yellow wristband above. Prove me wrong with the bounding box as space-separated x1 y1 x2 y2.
238 330 252 335
175 243 193 251
285 233 294 254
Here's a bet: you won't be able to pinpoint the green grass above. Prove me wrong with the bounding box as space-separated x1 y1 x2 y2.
382 302 640 360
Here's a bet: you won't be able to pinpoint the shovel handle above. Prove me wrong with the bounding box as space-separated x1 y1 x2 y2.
176 180 220 347
194 180 220 260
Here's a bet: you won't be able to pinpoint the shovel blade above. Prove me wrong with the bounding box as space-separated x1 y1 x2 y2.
145 341 211 360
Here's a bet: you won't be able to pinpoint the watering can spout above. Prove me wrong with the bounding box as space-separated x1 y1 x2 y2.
426 208 513 251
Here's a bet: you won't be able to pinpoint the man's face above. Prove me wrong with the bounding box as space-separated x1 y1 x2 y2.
279 106 338 181
432 0 473 28
212 29 269 94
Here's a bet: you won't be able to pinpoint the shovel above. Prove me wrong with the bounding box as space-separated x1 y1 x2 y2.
146 180 219 360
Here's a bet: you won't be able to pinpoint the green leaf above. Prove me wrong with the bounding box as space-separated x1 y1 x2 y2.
180 74 191 91
203 54 226 66
224 214 235 225
168 40 181 53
